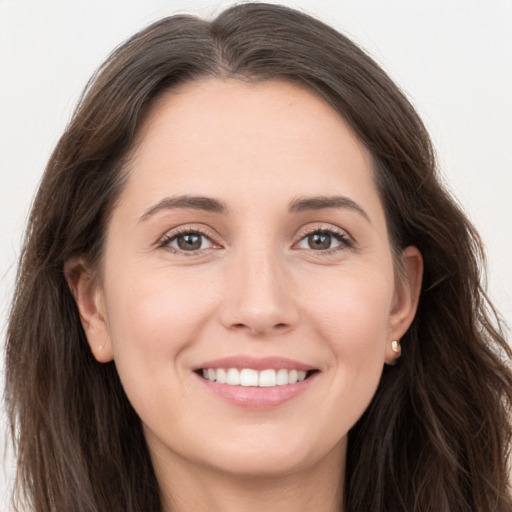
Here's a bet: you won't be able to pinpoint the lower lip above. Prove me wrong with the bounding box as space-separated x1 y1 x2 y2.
197 373 317 409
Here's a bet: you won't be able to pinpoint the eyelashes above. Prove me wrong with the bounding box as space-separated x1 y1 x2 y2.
158 226 220 255
158 224 354 257
163 231 215 252
294 227 353 252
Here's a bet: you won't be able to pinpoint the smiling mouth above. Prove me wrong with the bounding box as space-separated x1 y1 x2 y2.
197 368 318 387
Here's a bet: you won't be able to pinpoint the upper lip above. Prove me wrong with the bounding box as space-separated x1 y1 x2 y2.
195 356 316 372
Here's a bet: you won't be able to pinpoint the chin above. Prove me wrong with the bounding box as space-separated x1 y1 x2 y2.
203 452 314 479
188 429 346 480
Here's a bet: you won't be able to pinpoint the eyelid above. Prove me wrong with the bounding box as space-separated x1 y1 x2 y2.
292 223 354 251
155 222 354 256
157 224 223 253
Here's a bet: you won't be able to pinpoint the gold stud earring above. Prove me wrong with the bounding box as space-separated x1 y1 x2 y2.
391 339 401 356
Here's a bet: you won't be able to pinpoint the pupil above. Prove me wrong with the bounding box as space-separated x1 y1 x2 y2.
178 234 201 250
309 233 331 250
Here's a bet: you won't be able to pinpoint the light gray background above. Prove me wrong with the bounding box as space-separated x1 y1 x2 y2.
1 0 511 507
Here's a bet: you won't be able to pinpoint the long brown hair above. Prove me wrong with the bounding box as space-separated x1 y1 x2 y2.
5 3 512 511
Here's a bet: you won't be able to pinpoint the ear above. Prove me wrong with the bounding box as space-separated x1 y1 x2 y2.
385 246 423 364
64 257 114 363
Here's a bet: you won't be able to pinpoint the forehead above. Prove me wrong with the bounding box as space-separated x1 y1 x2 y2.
120 78 380 219
134 78 368 161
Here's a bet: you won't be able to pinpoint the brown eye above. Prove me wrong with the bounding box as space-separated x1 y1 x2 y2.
177 233 202 250
307 233 332 250
295 229 351 252
166 231 214 252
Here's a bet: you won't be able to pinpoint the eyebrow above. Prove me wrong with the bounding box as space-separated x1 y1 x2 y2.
139 194 370 223
139 195 228 222
288 195 370 223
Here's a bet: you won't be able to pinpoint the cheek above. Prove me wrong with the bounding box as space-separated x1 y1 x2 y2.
102 266 218 397
108 265 213 340
302 265 393 414
304 267 393 356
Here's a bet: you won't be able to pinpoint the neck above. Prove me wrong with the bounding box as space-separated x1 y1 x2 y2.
152 443 346 512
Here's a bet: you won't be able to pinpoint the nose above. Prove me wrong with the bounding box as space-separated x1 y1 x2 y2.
219 248 299 337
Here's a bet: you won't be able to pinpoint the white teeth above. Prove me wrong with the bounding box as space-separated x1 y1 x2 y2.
226 368 240 385
200 367 311 387
276 368 289 385
259 369 276 387
240 368 259 387
216 368 227 384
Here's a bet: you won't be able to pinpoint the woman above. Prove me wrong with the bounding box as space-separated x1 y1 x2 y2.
5 3 512 511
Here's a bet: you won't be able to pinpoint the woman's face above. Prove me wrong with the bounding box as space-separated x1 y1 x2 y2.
74 79 421 480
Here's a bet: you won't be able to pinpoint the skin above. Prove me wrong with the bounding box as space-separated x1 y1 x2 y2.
68 79 423 512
